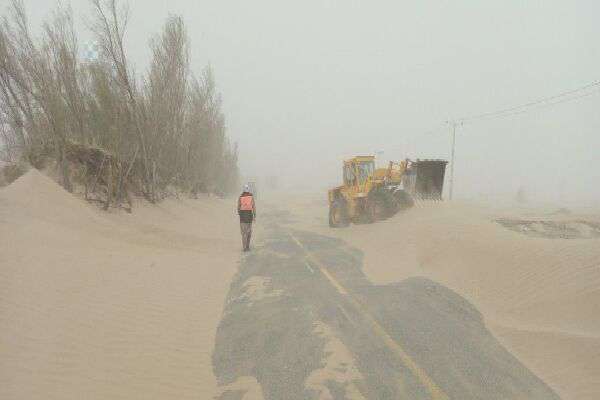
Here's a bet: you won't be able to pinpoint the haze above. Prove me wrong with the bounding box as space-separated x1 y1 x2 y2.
17 0 600 203
3 2 600 399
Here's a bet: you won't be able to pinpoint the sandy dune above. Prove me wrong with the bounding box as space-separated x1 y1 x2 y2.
0 170 240 400
282 194 600 400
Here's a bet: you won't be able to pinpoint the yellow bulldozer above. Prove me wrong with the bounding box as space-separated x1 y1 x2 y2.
328 156 448 227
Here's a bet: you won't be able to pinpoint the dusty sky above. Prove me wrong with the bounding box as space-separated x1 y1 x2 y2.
9 0 600 204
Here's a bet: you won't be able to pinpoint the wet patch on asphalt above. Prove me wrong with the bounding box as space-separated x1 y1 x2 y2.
213 220 561 399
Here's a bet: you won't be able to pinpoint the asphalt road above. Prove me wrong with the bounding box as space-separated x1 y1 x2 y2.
212 210 560 400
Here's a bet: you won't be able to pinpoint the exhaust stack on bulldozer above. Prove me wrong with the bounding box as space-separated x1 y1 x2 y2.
328 156 448 227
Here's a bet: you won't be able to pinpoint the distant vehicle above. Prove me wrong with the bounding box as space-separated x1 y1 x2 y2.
327 156 447 227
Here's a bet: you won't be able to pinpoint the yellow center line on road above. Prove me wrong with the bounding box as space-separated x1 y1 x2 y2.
289 232 450 400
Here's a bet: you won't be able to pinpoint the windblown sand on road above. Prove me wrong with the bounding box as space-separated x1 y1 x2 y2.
279 193 600 400
0 170 240 400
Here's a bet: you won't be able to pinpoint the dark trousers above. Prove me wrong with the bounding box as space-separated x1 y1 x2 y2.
240 222 253 250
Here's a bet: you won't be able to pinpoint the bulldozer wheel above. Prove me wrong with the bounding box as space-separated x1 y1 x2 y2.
368 189 396 221
394 189 414 210
364 199 378 223
329 200 349 228
356 196 380 224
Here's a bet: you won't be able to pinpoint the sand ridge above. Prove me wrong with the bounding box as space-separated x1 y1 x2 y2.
0 170 241 400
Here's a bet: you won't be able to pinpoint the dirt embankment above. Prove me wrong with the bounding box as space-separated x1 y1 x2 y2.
277 193 600 400
0 170 240 400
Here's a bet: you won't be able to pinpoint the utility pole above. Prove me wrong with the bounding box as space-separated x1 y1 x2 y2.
448 120 457 200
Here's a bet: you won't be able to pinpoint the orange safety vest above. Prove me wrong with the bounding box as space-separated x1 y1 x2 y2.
240 195 254 211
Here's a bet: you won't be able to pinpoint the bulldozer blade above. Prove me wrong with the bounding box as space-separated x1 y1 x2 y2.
403 159 448 201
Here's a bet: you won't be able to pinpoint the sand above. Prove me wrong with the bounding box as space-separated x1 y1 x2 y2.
2 173 599 400
0 170 241 400
306 322 365 400
281 193 600 400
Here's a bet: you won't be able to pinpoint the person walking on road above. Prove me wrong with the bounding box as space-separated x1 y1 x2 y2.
238 184 256 252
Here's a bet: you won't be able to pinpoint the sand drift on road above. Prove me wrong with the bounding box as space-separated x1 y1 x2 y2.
280 194 600 400
213 214 559 399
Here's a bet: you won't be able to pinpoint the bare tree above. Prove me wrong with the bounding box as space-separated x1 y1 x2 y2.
0 0 239 206
89 0 151 198
144 15 189 196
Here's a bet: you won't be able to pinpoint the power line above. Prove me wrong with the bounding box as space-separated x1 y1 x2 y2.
442 78 600 200
407 79 600 141
457 79 600 123
470 88 600 122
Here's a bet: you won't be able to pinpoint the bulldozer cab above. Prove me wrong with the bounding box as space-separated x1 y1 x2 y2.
344 156 375 189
